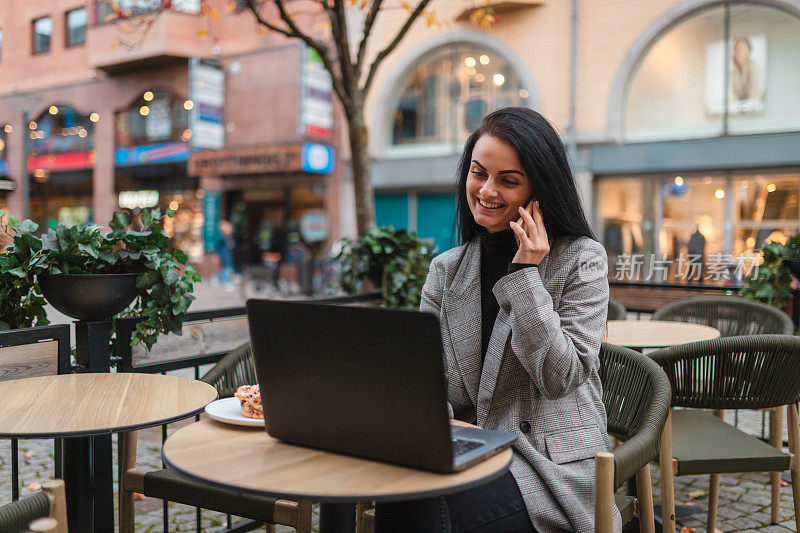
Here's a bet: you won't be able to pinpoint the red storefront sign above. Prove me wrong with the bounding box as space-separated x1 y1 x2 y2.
27 151 95 172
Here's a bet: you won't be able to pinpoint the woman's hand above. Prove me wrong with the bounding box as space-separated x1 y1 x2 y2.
510 201 549 265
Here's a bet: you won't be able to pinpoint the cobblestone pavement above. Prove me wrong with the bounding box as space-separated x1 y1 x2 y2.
1 409 796 532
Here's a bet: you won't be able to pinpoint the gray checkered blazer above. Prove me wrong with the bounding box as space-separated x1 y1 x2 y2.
421 236 621 532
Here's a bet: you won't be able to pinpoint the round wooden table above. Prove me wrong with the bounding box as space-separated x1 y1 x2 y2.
0 373 217 532
604 320 720 349
163 418 513 532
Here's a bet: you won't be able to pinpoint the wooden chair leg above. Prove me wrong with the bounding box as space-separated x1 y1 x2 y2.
296 501 313 533
356 502 374 533
659 410 676 533
787 404 800 533
707 474 720 532
119 431 139 533
595 451 615 533
635 464 655 533
770 406 784 524
41 479 67 533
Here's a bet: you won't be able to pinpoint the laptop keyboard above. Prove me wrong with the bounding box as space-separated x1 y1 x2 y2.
452 438 484 456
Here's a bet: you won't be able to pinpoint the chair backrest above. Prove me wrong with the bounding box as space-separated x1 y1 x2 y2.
200 342 256 398
607 300 626 321
649 334 800 410
652 297 793 336
0 325 72 382
599 342 671 489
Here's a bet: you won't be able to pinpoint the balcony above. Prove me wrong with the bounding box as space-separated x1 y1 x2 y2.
87 10 213 74
455 0 545 21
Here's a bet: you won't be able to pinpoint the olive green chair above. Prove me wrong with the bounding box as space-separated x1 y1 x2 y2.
0 480 67 533
652 296 794 336
607 300 627 321
650 335 800 533
119 343 313 533
595 342 671 533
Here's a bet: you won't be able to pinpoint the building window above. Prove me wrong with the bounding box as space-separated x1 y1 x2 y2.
28 106 95 156
32 16 53 54
625 3 800 142
66 8 87 46
390 44 528 147
115 89 190 147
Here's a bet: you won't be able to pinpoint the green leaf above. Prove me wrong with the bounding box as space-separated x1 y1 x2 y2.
18 219 39 233
7 216 19 227
77 243 99 259
174 249 188 264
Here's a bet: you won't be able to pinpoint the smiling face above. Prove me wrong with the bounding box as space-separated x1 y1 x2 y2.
466 134 533 233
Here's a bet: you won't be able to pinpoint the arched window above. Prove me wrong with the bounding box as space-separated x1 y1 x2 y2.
624 3 800 142
391 44 529 146
29 105 94 155
115 89 191 147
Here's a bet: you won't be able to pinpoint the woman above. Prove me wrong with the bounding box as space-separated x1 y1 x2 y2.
376 108 618 532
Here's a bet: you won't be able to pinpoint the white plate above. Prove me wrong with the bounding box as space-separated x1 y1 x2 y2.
205 397 264 427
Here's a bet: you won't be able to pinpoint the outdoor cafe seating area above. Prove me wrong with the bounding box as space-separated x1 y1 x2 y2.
1 289 799 533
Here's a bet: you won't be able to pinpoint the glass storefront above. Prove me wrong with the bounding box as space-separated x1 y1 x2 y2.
595 169 800 283
115 165 204 262
625 3 800 142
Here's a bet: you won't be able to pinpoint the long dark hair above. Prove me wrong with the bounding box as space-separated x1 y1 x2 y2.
455 107 595 244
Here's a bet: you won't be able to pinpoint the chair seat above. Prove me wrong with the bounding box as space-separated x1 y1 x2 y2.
670 409 790 476
614 493 635 525
142 469 277 522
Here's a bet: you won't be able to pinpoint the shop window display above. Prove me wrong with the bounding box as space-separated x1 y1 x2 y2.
391 44 528 147
733 172 800 255
115 89 190 147
625 3 800 141
28 106 94 156
596 170 800 285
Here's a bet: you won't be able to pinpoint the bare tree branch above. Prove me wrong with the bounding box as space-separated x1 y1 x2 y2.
361 0 432 94
329 0 356 93
242 0 299 39
355 0 384 71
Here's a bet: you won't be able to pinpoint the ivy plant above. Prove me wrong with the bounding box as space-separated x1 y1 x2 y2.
0 208 200 350
741 231 800 312
336 226 435 309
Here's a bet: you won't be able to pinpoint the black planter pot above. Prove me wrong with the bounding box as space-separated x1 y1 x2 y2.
38 273 140 321
785 258 800 280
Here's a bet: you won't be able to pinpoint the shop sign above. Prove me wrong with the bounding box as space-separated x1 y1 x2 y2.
27 151 94 172
203 191 220 252
301 143 335 174
189 145 302 176
300 211 329 243
115 142 191 166
118 190 159 209
299 46 333 138
190 58 226 150
0 179 16 191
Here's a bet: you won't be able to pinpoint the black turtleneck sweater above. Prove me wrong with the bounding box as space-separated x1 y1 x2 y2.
479 228 537 360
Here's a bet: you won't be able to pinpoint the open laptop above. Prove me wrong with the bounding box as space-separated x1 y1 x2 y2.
246 299 517 473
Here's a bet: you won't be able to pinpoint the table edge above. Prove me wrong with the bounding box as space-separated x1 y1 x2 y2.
0 402 214 439
161 430 513 503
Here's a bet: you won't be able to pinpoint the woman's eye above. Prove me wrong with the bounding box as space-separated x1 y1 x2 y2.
503 179 519 186
470 170 487 177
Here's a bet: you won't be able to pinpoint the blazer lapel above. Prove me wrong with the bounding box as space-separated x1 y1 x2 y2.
442 241 482 408
476 310 511 426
